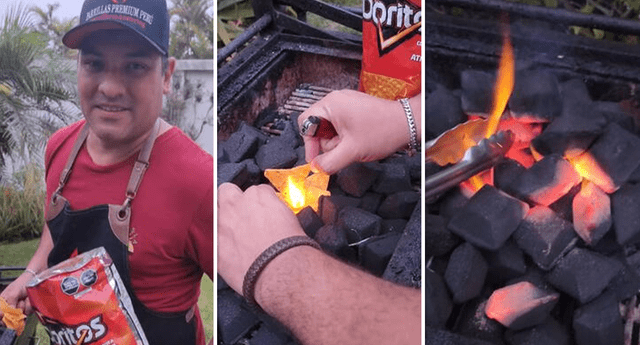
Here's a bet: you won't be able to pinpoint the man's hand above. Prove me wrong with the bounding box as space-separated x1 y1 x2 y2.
298 90 421 174
0 273 34 325
217 183 307 295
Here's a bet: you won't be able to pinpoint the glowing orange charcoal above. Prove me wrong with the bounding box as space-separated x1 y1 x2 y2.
265 164 331 214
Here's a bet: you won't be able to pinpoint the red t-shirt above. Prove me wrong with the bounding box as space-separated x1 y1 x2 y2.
44 120 213 345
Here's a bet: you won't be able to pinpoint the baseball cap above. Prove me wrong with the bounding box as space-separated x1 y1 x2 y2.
62 0 170 56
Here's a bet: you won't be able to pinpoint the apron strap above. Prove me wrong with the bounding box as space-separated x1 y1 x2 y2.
123 119 161 206
54 119 162 202
53 124 90 197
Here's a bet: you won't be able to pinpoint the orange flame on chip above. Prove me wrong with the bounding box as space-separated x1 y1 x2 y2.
485 15 515 139
264 164 331 214
469 16 515 190
287 176 306 210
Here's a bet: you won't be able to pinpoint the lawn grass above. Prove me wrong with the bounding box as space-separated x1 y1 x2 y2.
306 0 362 34
0 239 214 343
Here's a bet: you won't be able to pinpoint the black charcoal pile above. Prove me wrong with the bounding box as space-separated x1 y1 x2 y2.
426 66 640 345
217 112 422 345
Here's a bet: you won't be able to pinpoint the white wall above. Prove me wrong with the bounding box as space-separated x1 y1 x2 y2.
173 59 214 154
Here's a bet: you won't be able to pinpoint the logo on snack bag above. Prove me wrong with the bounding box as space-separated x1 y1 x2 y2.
362 0 421 55
80 269 98 287
41 315 107 345
61 277 79 295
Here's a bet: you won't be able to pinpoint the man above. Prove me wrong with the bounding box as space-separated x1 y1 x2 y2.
0 0 213 344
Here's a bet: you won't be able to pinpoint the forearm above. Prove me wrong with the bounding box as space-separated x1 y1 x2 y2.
254 246 421 345
26 224 54 274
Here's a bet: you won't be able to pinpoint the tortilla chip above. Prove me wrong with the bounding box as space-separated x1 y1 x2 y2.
0 296 26 335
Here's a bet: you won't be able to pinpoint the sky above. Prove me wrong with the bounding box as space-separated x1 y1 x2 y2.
1 0 214 23
1 0 83 22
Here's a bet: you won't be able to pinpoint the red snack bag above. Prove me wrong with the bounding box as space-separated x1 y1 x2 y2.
359 0 422 100
26 247 148 345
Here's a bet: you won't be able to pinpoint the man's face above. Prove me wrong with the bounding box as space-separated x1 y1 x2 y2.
78 30 173 146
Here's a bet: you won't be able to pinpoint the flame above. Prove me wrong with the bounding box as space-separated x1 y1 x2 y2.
264 164 331 214
464 18 514 192
485 18 514 139
287 176 305 210
567 152 615 193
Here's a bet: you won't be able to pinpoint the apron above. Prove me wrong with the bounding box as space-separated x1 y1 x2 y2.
45 120 197 345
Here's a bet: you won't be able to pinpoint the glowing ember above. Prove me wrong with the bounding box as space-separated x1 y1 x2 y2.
572 180 611 246
265 164 331 214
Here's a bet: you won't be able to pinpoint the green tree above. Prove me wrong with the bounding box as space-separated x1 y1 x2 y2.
169 0 214 59
30 3 78 59
0 5 77 169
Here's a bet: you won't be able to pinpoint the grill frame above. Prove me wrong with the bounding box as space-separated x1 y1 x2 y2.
217 0 365 137
427 0 640 88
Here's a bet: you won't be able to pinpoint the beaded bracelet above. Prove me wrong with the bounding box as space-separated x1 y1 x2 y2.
399 98 418 156
242 236 321 310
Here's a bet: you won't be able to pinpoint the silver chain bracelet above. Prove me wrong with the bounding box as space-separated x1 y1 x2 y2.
399 98 418 156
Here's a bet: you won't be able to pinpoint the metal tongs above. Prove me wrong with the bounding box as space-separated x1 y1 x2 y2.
426 130 514 203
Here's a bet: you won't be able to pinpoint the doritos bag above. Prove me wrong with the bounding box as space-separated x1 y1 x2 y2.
359 0 422 100
26 247 148 345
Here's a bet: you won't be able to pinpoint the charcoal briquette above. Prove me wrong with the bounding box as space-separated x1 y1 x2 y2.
255 139 298 170
296 206 324 238
589 122 640 191
460 69 494 117
503 318 570 345
336 163 380 198
508 153 581 206
217 289 260 345
372 163 412 195
508 69 562 122
358 232 401 276
377 191 420 219
426 269 453 328
546 247 623 304
426 214 460 257
383 204 421 288
611 183 640 245
313 224 356 262
426 84 466 140
448 185 529 251
444 242 488 303
513 205 577 270
337 206 382 244
573 292 624 345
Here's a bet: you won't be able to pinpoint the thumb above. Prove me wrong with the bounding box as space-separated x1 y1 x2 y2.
312 142 354 175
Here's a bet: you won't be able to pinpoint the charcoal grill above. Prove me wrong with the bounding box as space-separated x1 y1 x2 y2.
426 1 640 344
427 0 640 88
217 0 364 140
218 2 421 345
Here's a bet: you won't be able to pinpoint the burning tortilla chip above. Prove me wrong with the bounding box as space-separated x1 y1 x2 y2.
265 164 331 214
0 296 26 335
426 118 490 166
264 164 311 193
